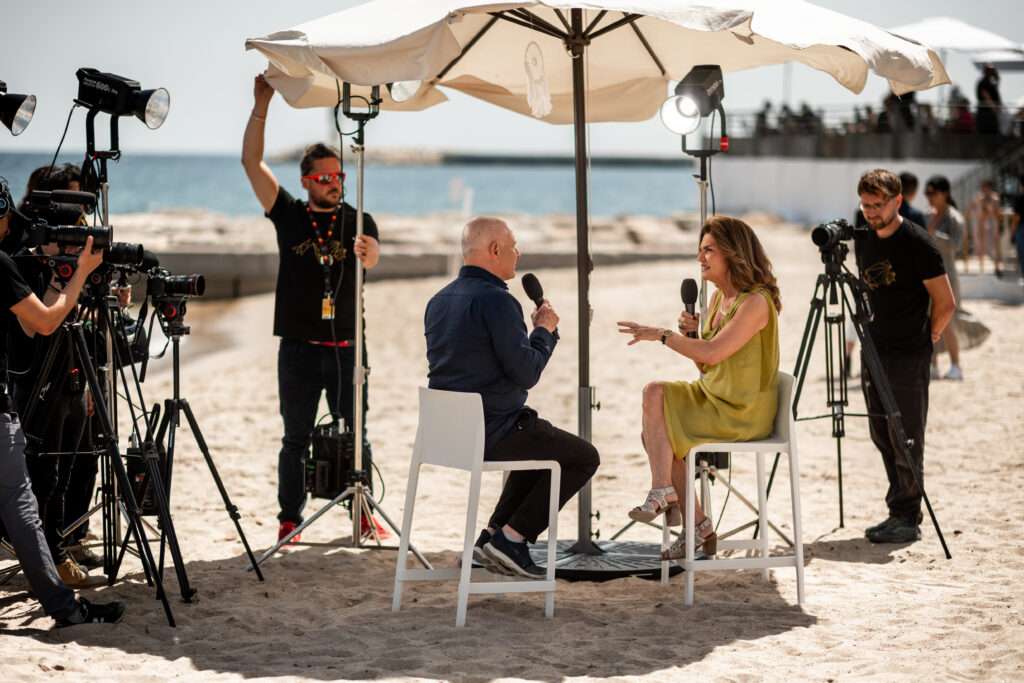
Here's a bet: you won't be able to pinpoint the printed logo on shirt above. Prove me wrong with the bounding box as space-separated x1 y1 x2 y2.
862 260 896 290
292 238 347 263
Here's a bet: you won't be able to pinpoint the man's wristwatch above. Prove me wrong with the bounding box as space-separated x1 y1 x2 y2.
660 329 671 345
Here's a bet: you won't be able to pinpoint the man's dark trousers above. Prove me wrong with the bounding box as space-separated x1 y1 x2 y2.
861 349 930 524
485 409 599 543
0 413 77 619
277 339 371 524
26 393 88 561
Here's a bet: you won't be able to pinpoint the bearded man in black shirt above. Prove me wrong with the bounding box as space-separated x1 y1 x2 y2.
854 169 955 544
242 75 381 543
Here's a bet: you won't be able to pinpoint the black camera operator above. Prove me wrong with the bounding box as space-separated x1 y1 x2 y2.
0 176 124 625
242 74 383 543
853 169 955 544
8 164 118 585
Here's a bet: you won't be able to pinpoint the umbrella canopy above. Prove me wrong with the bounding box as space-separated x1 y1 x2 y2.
247 0 949 124
889 16 1021 54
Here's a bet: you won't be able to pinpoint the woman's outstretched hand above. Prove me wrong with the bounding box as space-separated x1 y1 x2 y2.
617 321 666 346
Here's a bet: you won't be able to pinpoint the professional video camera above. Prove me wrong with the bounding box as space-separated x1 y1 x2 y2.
147 270 205 299
19 189 148 268
810 218 868 252
21 188 107 247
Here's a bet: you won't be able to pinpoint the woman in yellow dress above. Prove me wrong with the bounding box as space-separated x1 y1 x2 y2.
617 216 781 558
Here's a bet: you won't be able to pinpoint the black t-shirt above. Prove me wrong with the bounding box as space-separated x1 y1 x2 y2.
7 254 49 379
1013 194 1024 220
977 76 1002 107
854 219 945 354
266 187 379 342
0 252 34 383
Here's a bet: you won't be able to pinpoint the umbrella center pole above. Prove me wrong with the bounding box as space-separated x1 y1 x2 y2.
565 9 602 556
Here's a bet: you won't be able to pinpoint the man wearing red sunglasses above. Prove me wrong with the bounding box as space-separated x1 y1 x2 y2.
242 74 383 543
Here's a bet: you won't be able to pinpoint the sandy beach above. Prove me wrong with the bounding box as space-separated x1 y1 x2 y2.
1 217 1023 682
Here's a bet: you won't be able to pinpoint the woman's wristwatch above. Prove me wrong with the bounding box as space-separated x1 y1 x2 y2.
660 329 671 345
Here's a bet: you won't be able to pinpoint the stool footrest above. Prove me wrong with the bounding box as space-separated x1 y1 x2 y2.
683 555 799 571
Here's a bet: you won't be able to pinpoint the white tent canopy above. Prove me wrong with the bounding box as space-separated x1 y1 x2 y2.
972 50 1024 73
889 16 1022 54
247 0 950 123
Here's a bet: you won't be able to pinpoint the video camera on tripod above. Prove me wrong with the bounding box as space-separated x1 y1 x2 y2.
20 189 146 267
810 218 869 252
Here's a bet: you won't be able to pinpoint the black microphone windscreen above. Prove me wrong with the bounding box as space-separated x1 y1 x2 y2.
681 278 699 305
522 273 544 306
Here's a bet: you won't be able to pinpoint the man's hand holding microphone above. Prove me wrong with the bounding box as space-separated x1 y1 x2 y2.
523 273 559 333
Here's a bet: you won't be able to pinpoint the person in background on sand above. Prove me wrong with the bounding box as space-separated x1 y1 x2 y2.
975 63 1003 136
424 217 599 578
1011 177 1024 286
617 216 781 561
854 169 955 544
924 176 966 381
241 73 386 543
968 179 1002 276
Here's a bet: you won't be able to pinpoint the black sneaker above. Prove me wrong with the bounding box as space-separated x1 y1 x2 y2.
864 516 901 537
467 529 512 575
867 519 921 544
483 529 546 578
56 598 126 627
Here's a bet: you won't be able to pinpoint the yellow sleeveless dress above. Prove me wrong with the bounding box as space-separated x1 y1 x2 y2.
663 287 779 460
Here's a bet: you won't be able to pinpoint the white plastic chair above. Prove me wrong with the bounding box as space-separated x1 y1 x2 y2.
679 372 805 606
392 387 560 627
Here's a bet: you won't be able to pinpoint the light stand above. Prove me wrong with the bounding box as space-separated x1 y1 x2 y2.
255 84 428 570
609 95 731 552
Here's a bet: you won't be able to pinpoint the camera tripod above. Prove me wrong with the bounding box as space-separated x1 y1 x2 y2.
22 292 180 624
145 297 264 580
765 240 951 559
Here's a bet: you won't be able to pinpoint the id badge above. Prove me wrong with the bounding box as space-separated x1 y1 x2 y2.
321 295 335 320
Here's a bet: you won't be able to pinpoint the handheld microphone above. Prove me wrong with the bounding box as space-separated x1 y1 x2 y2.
680 278 699 339
522 273 544 308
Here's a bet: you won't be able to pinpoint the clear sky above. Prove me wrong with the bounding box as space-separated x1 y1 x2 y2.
2 0 1022 157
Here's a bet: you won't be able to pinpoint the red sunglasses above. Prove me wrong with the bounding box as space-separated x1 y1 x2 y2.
302 171 345 185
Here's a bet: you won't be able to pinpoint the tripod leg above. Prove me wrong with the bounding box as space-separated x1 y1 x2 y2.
851 295 952 559
157 399 177 579
142 440 197 602
836 436 845 528
363 493 431 570
68 323 177 626
254 487 356 567
178 399 264 581
761 278 827 538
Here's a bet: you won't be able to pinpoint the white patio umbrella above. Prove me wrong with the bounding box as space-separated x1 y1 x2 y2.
889 16 1021 54
247 0 949 575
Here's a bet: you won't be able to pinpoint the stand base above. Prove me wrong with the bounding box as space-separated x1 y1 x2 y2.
526 540 684 581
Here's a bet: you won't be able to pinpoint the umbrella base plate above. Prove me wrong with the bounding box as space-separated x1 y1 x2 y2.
524 540 684 582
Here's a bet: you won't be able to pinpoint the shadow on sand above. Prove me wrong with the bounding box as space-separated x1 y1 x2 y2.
9 536 818 680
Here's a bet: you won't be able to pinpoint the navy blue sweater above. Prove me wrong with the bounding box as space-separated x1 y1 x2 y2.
424 266 557 452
